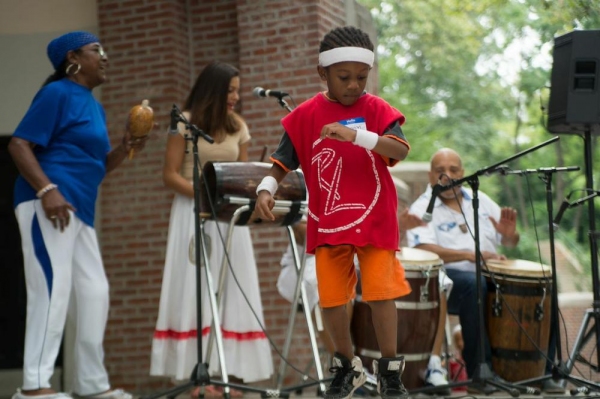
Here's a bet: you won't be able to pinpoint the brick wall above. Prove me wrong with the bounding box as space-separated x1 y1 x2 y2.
96 0 367 393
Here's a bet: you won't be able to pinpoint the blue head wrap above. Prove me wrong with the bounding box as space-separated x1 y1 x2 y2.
47 31 100 70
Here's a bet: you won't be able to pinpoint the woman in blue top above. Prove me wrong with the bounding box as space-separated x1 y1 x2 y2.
8 31 148 399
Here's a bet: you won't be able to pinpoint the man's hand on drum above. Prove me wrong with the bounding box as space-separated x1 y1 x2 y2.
255 191 276 221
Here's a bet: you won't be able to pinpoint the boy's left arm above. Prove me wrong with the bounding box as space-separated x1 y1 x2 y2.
379 121 410 166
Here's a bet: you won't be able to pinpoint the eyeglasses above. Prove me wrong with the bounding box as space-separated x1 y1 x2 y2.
82 47 107 58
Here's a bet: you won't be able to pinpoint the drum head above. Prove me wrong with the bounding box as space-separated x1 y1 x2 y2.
397 247 442 270
485 258 552 278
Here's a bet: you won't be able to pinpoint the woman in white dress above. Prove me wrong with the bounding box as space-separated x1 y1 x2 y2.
150 61 273 396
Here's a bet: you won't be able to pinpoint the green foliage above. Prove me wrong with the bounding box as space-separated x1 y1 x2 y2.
357 0 600 244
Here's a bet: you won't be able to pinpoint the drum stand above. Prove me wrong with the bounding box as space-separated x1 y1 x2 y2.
200 198 328 398
410 136 560 397
275 221 329 396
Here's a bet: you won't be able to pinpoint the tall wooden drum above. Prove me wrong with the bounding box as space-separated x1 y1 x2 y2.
351 247 442 389
483 259 553 382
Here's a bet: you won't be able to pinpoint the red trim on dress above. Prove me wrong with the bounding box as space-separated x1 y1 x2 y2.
153 327 267 341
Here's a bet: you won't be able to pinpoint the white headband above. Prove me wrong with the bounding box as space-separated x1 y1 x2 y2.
318 47 374 67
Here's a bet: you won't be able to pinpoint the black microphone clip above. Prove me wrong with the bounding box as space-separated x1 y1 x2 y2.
169 104 183 135
485 165 510 176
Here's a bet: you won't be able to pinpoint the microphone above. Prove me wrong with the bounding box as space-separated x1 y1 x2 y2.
422 184 440 223
253 87 289 99
169 104 182 135
552 198 570 231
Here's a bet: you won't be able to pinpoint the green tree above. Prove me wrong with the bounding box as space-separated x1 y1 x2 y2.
357 0 600 271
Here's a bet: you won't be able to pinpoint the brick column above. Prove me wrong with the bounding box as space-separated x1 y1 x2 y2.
97 0 194 391
236 0 347 386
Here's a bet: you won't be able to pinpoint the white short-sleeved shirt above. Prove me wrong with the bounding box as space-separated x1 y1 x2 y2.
406 185 503 272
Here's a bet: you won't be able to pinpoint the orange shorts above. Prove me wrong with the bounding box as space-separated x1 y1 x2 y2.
315 245 412 308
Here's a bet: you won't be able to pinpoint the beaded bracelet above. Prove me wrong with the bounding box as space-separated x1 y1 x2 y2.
36 183 58 199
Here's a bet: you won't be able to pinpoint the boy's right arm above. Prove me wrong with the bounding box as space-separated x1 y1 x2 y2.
255 163 288 221
256 130 300 221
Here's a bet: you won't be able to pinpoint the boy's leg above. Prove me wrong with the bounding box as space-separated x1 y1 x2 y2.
322 305 354 359
316 246 366 399
359 247 410 399
368 300 397 357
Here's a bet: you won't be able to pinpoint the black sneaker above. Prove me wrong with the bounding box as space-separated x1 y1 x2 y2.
373 357 409 399
324 352 367 399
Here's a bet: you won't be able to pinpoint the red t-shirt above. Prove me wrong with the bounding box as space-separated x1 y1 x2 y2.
280 93 408 254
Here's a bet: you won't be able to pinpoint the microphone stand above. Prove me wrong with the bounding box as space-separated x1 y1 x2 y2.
143 113 271 399
410 136 560 396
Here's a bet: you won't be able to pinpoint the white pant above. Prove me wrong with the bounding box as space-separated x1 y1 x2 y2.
15 200 110 395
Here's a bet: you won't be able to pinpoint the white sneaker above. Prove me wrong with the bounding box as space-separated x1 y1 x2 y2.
425 366 448 386
423 355 451 395
12 390 72 399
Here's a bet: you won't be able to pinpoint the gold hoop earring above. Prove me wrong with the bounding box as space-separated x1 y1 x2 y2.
66 63 81 75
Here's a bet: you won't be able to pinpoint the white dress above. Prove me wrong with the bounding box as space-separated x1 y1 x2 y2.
150 117 273 382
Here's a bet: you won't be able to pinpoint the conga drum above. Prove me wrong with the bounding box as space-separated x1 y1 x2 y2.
351 247 442 389
200 161 306 227
483 259 553 382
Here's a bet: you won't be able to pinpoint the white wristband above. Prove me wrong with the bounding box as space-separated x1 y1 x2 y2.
354 129 379 150
256 176 278 196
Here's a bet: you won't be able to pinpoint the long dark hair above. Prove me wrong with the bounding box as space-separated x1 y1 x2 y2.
41 59 70 87
184 61 241 137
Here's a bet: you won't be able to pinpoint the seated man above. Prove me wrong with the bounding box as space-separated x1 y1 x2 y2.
406 148 563 394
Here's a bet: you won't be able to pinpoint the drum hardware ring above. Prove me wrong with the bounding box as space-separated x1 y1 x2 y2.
493 283 502 317
420 265 433 303
394 300 438 310
535 287 547 321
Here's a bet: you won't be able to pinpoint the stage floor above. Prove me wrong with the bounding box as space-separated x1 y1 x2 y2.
159 382 576 399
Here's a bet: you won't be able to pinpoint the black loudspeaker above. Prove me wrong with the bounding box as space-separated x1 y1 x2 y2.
548 30 600 135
